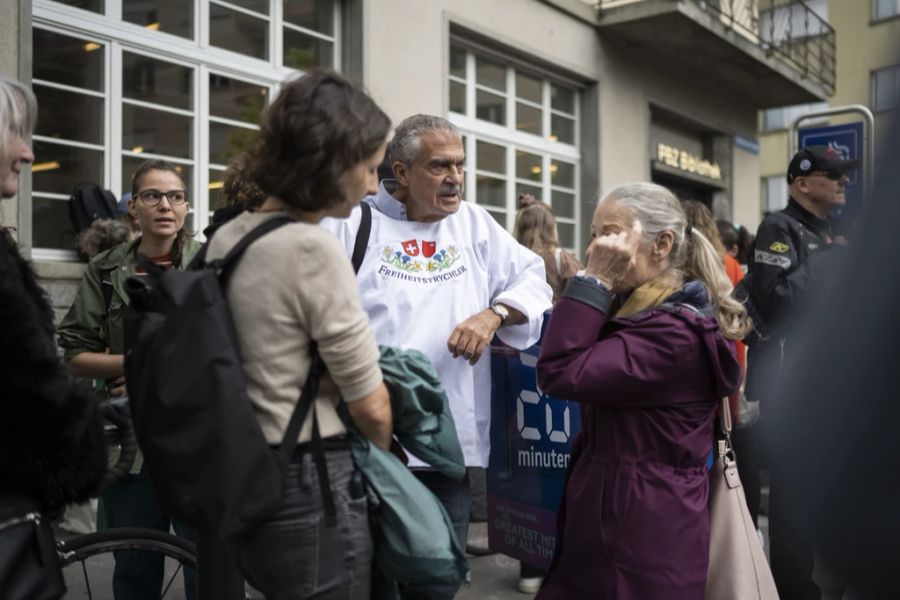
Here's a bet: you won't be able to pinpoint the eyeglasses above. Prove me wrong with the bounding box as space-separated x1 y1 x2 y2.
810 169 845 181
135 189 188 206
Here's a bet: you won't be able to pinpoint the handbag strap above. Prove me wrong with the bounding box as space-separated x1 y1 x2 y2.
717 396 736 463
719 396 733 437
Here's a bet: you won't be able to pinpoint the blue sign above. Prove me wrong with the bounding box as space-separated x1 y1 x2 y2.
505 347 578 476
734 135 760 155
798 122 864 222
486 319 582 568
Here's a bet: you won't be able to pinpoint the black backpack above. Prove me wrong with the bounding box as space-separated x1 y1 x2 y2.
122 216 323 538
68 183 118 233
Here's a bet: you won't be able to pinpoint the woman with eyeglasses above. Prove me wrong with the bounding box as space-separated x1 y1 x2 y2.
58 159 200 600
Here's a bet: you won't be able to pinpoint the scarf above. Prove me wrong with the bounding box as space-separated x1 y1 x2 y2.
613 275 683 319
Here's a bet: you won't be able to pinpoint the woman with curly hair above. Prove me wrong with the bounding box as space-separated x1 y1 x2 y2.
206 69 393 599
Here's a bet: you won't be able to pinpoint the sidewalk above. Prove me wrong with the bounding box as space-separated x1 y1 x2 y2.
62 518 775 599
459 522 534 600
460 551 529 600
61 522 528 600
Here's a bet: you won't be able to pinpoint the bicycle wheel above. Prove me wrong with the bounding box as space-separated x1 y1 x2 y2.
58 528 197 600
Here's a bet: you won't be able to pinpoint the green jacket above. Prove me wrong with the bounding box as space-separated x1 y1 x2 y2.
58 237 201 362
378 346 466 481
58 237 200 475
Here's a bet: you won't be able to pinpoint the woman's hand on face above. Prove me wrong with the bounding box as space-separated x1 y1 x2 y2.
585 220 643 292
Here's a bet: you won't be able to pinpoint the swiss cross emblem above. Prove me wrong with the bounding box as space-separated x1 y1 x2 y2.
402 240 419 256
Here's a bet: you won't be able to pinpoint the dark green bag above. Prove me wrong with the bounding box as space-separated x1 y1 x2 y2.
377 346 466 481
344 427 469 597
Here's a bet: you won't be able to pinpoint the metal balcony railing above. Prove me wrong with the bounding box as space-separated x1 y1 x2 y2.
595 0 836 95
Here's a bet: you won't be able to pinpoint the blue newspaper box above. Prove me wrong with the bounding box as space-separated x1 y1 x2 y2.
486 318 581 569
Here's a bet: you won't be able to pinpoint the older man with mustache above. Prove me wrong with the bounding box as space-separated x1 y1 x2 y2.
322 114 552 599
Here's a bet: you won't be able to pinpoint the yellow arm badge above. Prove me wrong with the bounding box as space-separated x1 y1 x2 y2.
769 241 790 253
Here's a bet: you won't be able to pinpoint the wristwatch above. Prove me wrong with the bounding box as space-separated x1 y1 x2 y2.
490 303 510 325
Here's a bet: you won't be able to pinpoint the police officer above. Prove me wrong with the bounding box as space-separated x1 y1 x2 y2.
746 145 859 600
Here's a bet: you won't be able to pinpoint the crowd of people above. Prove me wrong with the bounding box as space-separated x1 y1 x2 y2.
0 63 885 600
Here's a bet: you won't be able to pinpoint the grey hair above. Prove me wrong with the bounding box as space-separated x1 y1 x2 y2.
388 114 461 165
603 182 752 340
0 75 37 162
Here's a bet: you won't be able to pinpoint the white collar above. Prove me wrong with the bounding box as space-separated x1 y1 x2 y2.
369 180 408 221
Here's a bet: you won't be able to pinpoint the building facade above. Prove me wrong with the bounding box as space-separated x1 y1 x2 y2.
759 0 899 222
1 0 833 313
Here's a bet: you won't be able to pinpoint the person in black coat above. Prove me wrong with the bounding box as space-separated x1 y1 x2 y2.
765 109 900 598
0 74 106 598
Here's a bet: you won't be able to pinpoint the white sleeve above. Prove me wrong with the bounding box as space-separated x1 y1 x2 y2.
484 215 553 349
319 204 363 258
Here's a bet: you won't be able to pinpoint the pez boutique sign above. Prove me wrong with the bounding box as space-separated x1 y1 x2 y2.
657 143 722 181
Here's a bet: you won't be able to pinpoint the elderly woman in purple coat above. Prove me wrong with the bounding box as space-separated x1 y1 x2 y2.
535 182 751 599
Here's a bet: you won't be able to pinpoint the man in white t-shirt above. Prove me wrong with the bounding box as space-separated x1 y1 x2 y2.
322 114 552 599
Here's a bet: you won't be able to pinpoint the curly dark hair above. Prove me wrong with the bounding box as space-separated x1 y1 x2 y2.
247 69 390 212
76 218 132 258
223 153 265 209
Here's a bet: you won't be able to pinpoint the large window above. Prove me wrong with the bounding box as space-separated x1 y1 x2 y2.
53 0 103 13
872 65 900 112
32 0 339 259
207 74 268 211
448 42 581 251
124 0 193 39
283 0 338 70
762 175 788 214
32 27 107 252
873 0 900 21
121 51 196 229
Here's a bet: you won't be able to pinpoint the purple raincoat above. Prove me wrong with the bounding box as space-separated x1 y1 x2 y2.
535 282 741 600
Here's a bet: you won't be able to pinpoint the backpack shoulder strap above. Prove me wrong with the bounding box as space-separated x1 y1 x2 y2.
351 202 372 275
279 345 323 459
278 344 338 524
212 216 294 282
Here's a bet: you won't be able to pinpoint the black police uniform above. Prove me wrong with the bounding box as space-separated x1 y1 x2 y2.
746 197 845 600
746 197 840 383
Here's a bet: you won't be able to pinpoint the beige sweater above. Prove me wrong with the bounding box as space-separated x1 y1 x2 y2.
206 211 382 444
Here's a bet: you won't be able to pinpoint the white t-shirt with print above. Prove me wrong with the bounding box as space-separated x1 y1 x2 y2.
321 184 552 467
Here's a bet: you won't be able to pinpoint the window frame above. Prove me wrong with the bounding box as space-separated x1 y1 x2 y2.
872 0 900 22
761 175 788 214
448 40 582 252
761 101 829 132
871 64 900 113
32 0 340 259
206 67 267 215
30 23 111 261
